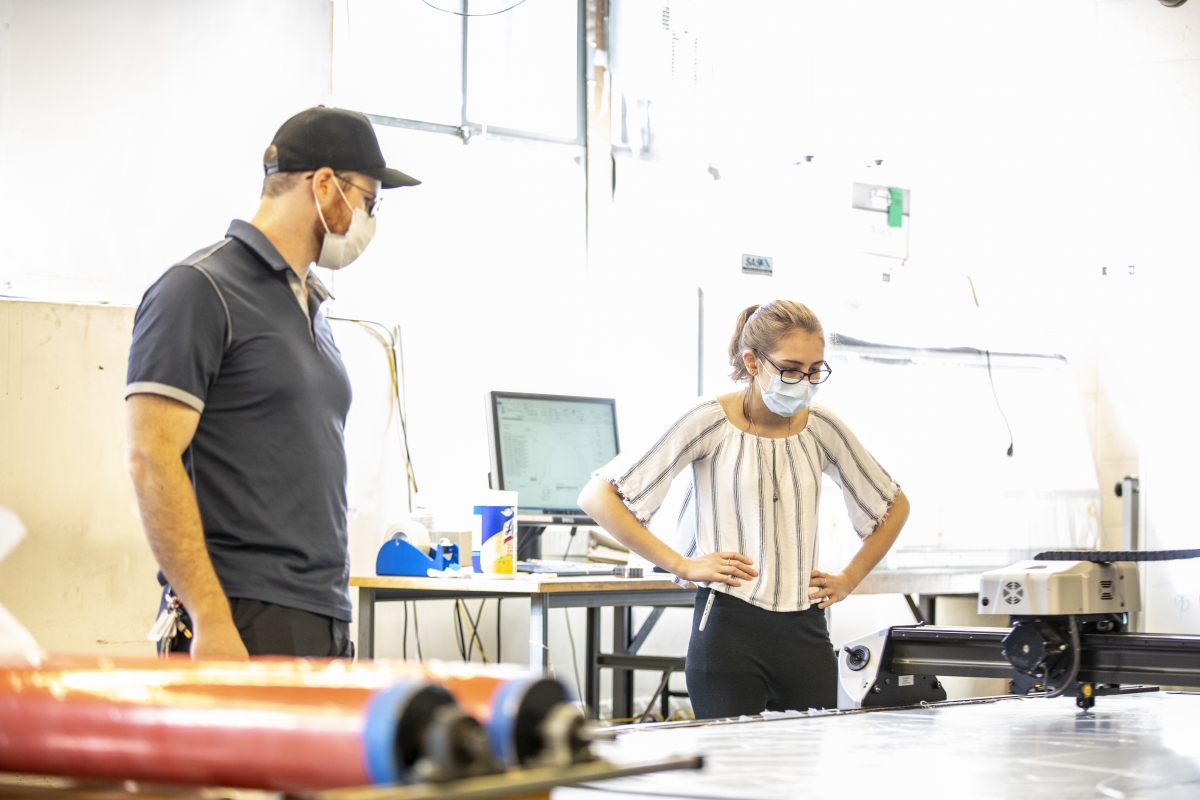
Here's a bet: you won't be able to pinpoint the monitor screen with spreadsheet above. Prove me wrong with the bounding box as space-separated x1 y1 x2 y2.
486 392 620 516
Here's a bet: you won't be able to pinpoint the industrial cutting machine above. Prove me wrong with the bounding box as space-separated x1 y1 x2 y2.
838 549 1200 710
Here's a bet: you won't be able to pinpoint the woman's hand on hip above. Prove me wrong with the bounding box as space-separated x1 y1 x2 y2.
809 569 854 609
674 552 758 588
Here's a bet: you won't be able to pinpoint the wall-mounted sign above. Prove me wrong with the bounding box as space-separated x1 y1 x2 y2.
742 254 773 276
851 183 911 260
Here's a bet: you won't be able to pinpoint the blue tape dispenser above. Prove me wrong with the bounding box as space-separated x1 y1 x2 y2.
375 522 460 577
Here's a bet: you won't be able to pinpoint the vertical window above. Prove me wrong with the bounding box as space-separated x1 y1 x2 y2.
466 1 581 141
334 0 464 126
333 0 583 145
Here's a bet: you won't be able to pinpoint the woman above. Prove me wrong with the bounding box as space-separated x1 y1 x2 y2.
578 300 909 718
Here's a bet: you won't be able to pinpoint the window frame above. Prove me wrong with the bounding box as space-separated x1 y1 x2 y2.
357 0 587 149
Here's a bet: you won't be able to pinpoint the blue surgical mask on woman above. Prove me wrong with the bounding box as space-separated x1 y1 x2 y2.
756 370 819 416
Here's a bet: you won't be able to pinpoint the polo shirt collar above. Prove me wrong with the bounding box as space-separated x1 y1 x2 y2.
226 219 334 302
306 271 333 303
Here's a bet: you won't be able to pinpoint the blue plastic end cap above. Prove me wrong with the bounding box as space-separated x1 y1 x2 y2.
486 678 529 767
486 677 575 767
362 682 424 784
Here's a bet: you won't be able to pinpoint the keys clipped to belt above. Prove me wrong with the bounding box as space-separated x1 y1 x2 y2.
147 591 191 655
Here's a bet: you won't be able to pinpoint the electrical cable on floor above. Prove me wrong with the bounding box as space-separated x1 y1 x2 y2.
402 601 409 660
562 528 585 707
966 277 1015 458
496 598 503 663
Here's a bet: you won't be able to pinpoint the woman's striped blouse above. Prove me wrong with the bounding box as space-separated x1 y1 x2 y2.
594 398 900 612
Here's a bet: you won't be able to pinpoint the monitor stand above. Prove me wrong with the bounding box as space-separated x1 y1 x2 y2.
516 514 595 562
517 523 589 562
517 524 544 561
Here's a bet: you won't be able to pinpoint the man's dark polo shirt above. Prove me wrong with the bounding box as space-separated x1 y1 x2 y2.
126 220 354 621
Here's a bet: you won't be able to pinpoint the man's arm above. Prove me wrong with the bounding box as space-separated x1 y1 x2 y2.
126 394 248 660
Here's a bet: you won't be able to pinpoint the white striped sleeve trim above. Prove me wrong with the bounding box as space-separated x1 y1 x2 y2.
594 400 725 525
125 382 205 413
810 408 894 504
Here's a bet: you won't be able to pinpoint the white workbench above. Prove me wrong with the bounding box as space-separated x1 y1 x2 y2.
563 692 1200 799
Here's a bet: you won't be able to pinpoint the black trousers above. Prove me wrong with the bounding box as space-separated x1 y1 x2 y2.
159 592 353 658
685 588 837 719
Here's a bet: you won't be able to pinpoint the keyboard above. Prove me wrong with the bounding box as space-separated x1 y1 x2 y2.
517 560 619 577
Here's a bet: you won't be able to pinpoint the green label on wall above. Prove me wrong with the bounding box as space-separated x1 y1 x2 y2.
888 187 904 228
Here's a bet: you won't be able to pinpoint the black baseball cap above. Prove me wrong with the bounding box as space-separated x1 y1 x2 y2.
264 106 421 189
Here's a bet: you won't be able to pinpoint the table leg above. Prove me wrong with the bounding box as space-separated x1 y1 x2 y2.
529 593 550 674
612 607 634 720
585 607 600 719
918 595 937 626
357 587 376 660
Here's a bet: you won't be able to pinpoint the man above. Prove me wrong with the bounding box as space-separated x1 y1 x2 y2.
125 107 419 659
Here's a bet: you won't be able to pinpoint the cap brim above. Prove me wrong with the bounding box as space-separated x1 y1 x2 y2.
364 166 422 189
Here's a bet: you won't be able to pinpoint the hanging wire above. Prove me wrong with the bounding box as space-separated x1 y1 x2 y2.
967 277 1015 458
454 601 467 660
467 600 489 661
395 324 409 445
327 317 419 508
562 528 585 707
420 0 530 17
412 604 427 662
455 600 490 662
564 607 583 708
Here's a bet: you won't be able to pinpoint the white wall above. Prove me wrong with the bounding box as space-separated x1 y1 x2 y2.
606 0 1200 554
0 300 154 654
603 0 1200 663
0 0 335 654
0 0 333 303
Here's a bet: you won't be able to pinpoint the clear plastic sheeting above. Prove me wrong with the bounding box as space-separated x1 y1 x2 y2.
815 340 1099 572
567 694 1200 800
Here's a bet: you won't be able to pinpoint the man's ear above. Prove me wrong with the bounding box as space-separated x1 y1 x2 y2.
310 167 337 201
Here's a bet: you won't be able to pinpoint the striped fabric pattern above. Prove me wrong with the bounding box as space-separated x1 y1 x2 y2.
594 399 900 613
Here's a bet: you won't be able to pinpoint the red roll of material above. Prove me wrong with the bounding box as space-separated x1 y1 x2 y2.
24 654 529 723
0 656 470 791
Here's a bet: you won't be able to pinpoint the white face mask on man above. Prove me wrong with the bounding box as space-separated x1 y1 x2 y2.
314 180 376 270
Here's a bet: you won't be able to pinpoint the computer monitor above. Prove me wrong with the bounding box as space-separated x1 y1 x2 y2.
486 391 620 522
